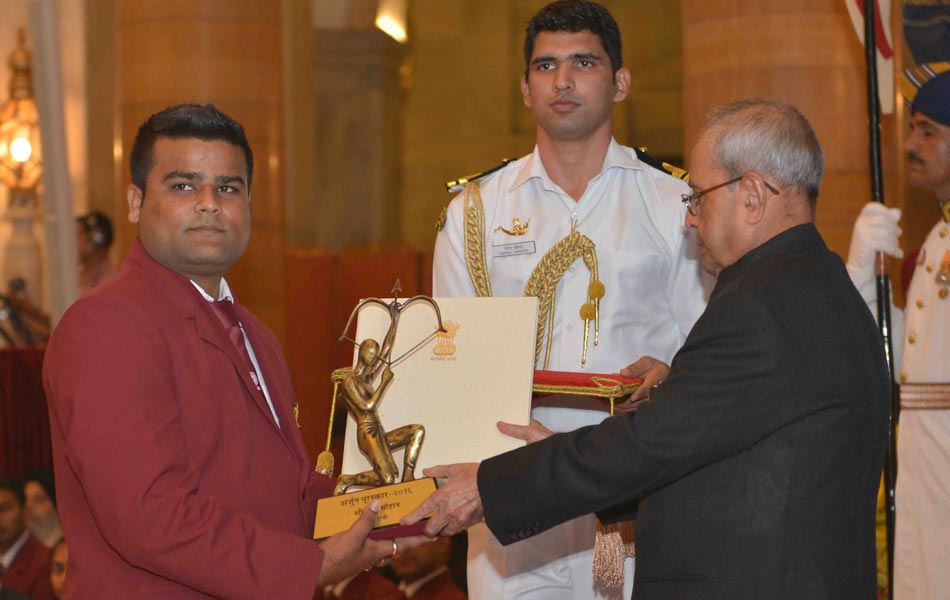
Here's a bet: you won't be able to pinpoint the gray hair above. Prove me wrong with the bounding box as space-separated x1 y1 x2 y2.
705 99 823 203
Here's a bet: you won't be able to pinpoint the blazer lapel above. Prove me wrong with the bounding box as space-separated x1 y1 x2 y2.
124 239 296 447
193 303 285 438
242 321 309 462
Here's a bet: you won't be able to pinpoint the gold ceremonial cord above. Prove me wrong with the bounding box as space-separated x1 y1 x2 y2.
463 182 493 297
461 182 604 368
523 227 603 369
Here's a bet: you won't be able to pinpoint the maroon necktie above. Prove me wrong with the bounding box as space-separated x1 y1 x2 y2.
209 299 260 389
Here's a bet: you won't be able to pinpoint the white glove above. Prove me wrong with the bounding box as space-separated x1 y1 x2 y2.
846 202 903 304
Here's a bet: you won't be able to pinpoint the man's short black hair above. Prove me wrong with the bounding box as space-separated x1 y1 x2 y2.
129 103 253 192
0 477 24 505
524 0 622 79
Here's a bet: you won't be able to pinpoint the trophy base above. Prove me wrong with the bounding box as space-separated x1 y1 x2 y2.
313 477 437 541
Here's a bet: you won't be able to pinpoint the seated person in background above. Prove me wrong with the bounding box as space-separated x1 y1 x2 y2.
0 478 54 600
392 536 467 600
76 211 116 294
22 470 61 548
48 539 66 599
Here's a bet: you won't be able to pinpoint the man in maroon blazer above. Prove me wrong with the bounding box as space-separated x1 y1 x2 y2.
0 478 54 600
43 104 424 599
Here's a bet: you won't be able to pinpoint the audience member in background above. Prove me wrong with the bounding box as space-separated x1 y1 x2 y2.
0 478 54 599
319 569 401 600
76 211 116 294
22 470 61 548
48 539 66 599
392 536 467 600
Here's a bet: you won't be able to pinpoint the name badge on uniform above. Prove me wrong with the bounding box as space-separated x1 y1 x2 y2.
493 241 536 258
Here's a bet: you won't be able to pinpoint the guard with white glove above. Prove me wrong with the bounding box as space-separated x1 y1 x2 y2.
846 201 903 305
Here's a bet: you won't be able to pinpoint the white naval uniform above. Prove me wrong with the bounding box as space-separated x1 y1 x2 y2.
433 139 712 600
895 219 950 600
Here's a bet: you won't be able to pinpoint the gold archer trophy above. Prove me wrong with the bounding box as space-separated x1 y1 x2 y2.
313 281 447 540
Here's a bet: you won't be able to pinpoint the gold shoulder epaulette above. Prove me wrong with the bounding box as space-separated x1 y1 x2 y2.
445 158 515 193
635 147 689 182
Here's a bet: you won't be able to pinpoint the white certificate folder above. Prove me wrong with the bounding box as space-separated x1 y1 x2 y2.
342 296 538 477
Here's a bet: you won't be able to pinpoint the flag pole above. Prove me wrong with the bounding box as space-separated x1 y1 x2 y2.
862 0 898 594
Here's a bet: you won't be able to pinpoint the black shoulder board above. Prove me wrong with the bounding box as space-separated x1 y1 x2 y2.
635 147 689 182
445 158 515 193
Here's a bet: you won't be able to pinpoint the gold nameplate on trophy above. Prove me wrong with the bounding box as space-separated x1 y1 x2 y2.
313 477 437 540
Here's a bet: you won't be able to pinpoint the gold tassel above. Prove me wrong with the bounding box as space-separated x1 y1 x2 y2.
593 519 635 589
523 228 603 369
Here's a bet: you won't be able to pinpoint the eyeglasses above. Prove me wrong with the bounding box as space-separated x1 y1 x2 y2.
681 175 779 216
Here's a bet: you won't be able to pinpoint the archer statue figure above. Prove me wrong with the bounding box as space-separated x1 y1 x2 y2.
334 281 446 495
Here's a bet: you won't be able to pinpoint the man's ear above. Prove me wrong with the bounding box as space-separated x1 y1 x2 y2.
521 76 533 108
127 184 144 224
742 175 769 225
613 67 631 103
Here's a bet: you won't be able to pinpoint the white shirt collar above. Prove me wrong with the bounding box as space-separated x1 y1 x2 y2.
325 572 359 599
1 530 30 569
190 278 234 303
399 566 448 598
510 137 641 192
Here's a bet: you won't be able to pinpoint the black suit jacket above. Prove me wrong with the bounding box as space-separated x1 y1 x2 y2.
478 224 889 599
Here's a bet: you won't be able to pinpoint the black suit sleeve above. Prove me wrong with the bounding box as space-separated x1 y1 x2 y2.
477 289 820 546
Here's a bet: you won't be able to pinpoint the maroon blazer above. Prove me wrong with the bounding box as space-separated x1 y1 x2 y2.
1 532 54 600
410 571 467 600
44 239 335 599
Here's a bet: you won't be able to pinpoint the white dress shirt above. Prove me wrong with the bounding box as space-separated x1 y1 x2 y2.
0 530 29 571
398 566 448 598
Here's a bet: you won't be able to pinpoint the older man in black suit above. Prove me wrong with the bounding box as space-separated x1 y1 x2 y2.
404 99 890 599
